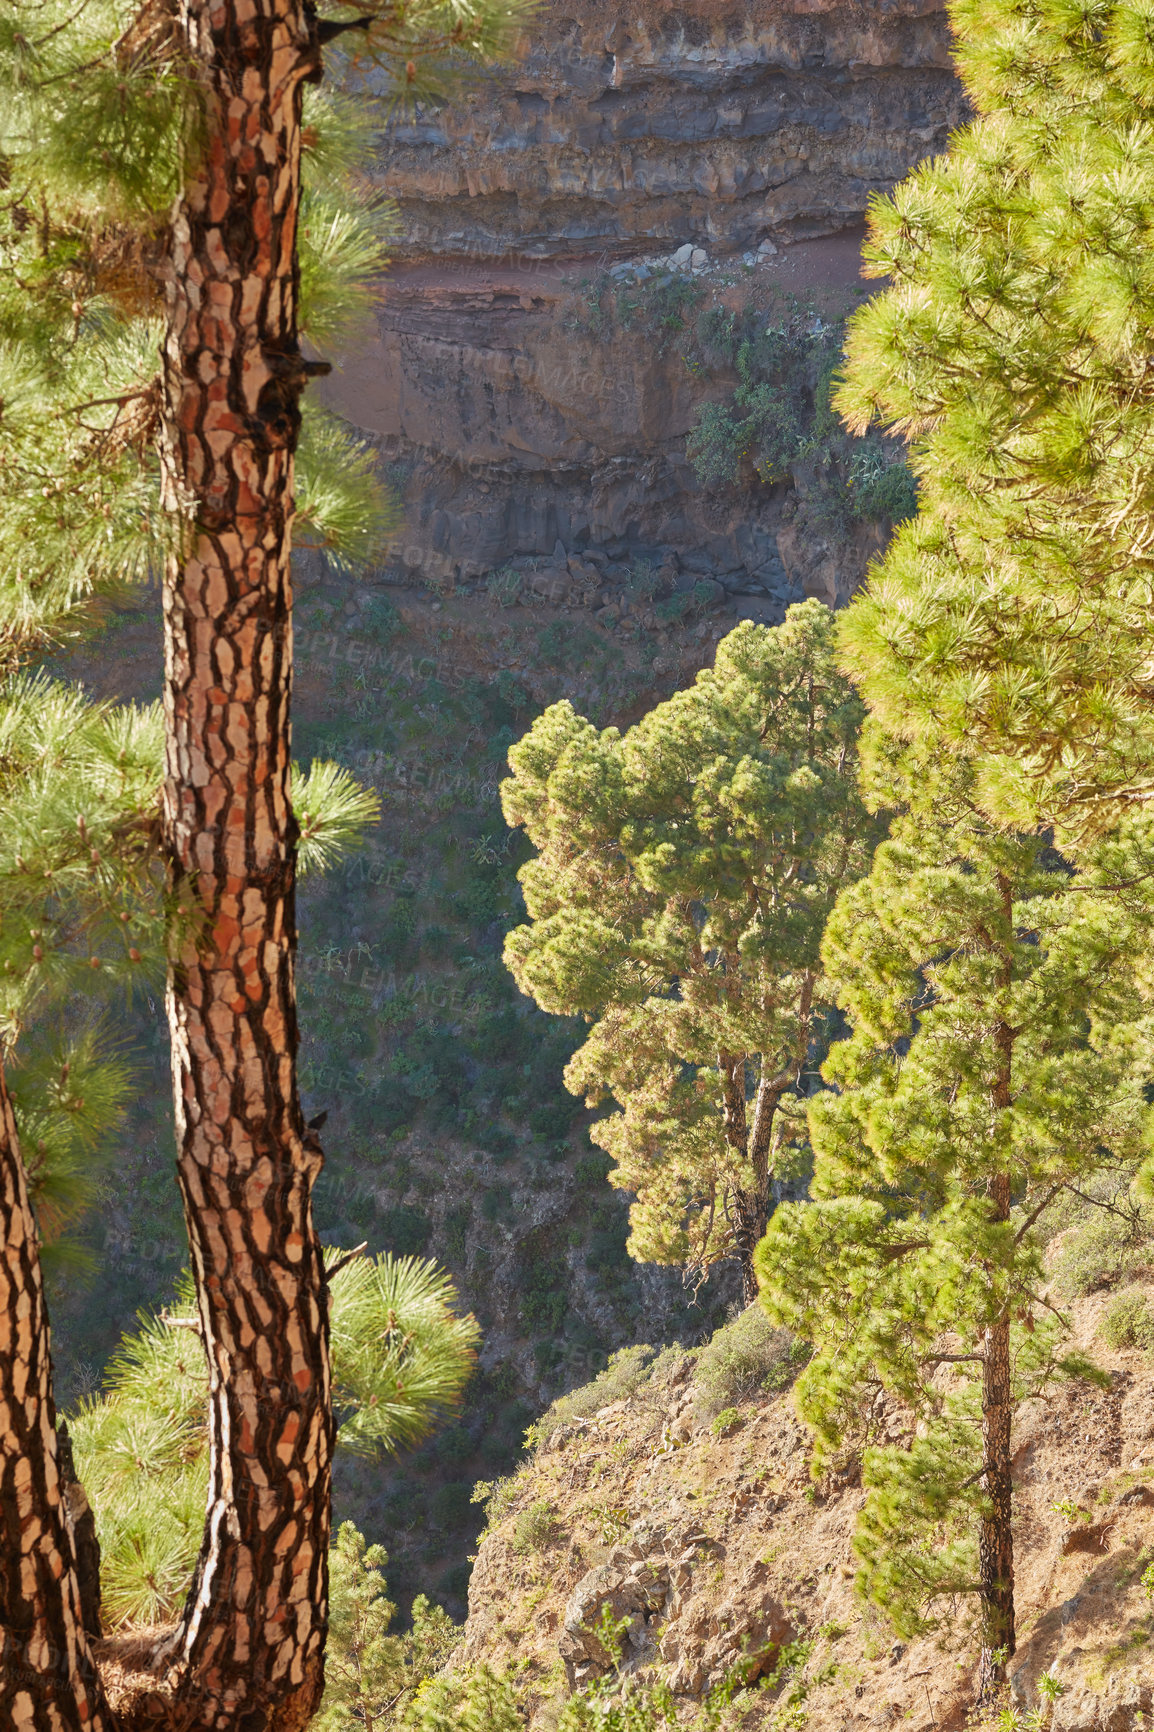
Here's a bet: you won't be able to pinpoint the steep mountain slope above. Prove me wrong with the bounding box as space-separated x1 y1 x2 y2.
458 1293 1154 1730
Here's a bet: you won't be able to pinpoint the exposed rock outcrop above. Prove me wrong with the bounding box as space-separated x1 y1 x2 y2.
373 0 965 259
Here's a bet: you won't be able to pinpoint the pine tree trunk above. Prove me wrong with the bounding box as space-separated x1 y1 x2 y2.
0 1064 114 1732
977 917 1016 1703
730 976 816 1304
153 2 333 1726
719 1053 761 1302
730 1195 763 1307
976 1295 1015 1697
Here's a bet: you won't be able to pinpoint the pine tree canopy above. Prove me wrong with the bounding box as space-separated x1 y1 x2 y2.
0 5 405 601
834 0 1154 828
502 606 883 1297
756 739 1154 1665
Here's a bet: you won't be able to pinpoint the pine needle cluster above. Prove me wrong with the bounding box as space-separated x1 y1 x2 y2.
71 1253 479 1629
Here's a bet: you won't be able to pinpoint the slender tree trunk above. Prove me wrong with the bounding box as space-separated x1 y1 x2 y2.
153 2 333 1725
977 887 1016 1701
719 1052 761 1301
977 1279 1014 1698
731 975 816 1304
0 1064 114 1732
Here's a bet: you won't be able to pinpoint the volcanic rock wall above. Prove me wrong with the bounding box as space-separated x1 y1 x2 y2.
328 0 966 592
374 0 962 258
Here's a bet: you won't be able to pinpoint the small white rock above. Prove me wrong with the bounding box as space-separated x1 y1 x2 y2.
672 242 694 267
757 238 778 257
690 247 708 268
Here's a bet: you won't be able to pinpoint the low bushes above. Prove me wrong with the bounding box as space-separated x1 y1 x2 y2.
692 1305 806 1419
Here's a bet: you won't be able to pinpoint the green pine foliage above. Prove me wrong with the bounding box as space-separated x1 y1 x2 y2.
756 738 1154 1642
0 677 163 1241
0 2 434 620
312 1522 462 1732
833 0 1154 827
501 605 882 1285
71 1253 479 1627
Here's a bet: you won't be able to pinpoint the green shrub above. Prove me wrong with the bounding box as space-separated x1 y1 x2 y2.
480 1187 511 1223
429 1482 474 1529
693 1306 798 1418
529 1100 575 1139
1101 1287 1154 1352
526 1345 660 1447
511 1499 556 1554
378 1206 432 1257
617 274 704 353
654 591 693 626
575 1150 613 1186
402 1664 523 1732
1048 1176 1154 1296
486 566 522 607
470 1474 522 1531
360 594 402 644
520 1260 567 1332
686 402 752 488
626 561 658 603
444 1205 471 1261
846 448 918 523
710 1406 742 1438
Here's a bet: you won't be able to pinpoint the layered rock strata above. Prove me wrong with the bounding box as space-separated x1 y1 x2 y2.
330 0 966 591
373 0 964 258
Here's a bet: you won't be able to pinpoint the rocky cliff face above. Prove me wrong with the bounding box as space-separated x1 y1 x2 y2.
374 0 962 259
325 0 966 593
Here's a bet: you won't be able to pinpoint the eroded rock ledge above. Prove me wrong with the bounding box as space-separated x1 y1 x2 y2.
373 0 965 259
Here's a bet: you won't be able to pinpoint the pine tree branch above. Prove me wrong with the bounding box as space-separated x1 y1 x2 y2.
1014 1182 1065 1244
327 1241 369 1280
1063 1184 1144 1228
161 1312 203 1333
316 14 377 41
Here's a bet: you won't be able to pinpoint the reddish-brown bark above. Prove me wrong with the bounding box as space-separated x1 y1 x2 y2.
151 1 333 1725
0 1065 114 1732
975 873 1017 1701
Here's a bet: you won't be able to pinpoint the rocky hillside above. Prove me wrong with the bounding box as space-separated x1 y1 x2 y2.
457 1291 1154 1731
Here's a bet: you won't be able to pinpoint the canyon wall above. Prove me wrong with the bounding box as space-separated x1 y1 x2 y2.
327 0 966 597
376 0 961 258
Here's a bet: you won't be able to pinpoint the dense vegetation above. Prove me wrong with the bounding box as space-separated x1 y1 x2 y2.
8 0 1154 1722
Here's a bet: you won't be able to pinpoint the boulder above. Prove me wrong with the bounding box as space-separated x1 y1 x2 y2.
1060 1520 1113 1556
559 1555 669 1687
527 567 570 605
701 1560 793 1686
